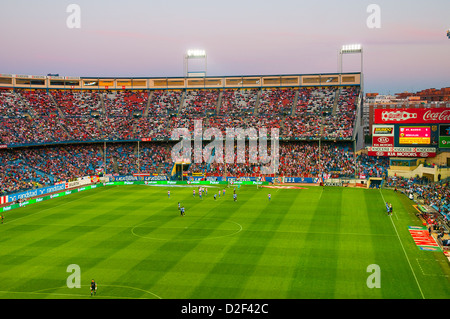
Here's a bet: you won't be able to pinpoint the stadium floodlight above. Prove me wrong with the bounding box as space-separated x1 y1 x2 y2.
340 44 362 54
184 49 207 77
338 43 364 91
186 49 206 58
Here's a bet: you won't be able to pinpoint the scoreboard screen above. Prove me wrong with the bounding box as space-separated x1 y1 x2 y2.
399 126 431 145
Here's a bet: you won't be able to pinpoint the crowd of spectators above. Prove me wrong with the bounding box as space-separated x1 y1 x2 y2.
180 89 219 117
258 88 296 116
0 142 176 195
0 150 49 195
278 142 355 177
148 90 182 116
385 175 450 242
102 90 148 117
356 153 389 178
0 89 33 118
219 89 257 116
0 86 360 145
324 87 359 139
1 140 395 195
18 89 59 117
51 90 101 117
0 85 364 195
386 175 450 216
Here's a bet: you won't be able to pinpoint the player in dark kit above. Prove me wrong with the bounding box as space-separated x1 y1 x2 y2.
90 279 97 296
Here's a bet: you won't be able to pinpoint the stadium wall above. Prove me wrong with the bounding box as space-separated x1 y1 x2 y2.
0 72 361 90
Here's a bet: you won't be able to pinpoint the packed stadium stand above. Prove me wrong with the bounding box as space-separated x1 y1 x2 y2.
0 81 373 196
0 84 360 146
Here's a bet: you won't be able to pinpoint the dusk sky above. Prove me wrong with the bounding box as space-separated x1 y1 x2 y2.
0 0 449 94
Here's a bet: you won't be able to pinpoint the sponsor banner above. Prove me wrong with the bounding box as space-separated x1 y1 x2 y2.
0 195 7 204
0 144 7 149
8 183 66 202
439 124 450 148
142 175 167 181
324 179 343 186
368 151 436 158
372 125 394 136
372 136 394 147
408 226 441 251
188 176 205 181
65 178 92 189
368 146 436 158
110 175 140 182
1 184 103 213
109 175 168 182
374 107 450 124
283 177 320 184
226 177 264 182
372 124 395 147
439 136 450 148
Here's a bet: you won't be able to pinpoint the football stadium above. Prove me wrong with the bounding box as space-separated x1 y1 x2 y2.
0 1 449 310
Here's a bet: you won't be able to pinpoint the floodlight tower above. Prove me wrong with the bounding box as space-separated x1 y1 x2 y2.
338 44 364 178
184 49 207 77
339 44 363 91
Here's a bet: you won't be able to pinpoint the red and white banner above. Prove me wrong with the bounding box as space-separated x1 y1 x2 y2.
367 146 436 158
0 196 7 205
374 107 450 124
372 136 394 147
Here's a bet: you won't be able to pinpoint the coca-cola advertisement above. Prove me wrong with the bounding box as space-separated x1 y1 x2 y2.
374 108 450 124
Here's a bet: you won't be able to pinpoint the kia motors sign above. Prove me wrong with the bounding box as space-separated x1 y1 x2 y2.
372 136 394 147
367 146 436 158
374 108 450 124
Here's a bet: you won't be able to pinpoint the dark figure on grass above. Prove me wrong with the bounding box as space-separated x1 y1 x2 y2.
90 279 97 296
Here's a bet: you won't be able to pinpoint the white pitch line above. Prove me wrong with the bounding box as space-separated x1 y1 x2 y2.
379 188 425 299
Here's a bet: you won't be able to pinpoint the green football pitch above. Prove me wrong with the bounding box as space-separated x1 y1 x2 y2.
0 184 449 299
